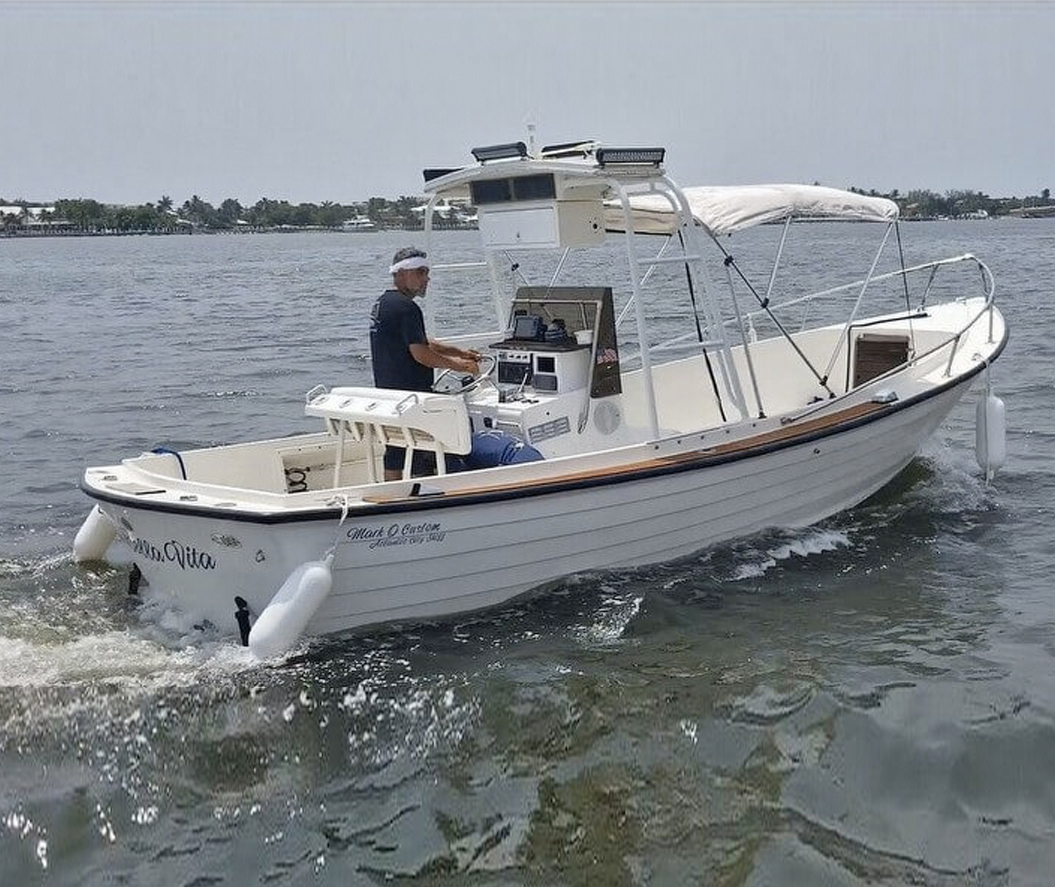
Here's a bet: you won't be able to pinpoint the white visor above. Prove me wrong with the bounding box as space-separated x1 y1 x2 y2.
389 256 429 274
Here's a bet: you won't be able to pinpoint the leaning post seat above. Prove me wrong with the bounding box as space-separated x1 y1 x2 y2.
305 387 473 483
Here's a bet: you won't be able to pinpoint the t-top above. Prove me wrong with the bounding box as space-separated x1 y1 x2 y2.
369 289 433 391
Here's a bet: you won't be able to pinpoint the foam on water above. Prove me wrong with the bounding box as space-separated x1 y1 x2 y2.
728 528 853 581
0 633 207 690
0 551 265 730
571 584 643 647
2 810 48 872
915 436 999 510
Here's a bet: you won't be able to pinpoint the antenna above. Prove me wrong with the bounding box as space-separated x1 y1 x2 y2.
524 112 539 158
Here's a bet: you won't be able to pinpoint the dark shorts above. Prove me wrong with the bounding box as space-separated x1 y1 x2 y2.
383 446 437 477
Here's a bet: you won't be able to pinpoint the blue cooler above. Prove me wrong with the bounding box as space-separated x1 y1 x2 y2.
463 431 544 469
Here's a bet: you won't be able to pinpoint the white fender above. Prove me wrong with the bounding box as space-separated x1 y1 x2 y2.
73 506 117 563
975 392 1006 481
248 556 333 660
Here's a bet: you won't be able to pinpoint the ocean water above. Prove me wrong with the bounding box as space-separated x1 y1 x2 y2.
0 222 1052 886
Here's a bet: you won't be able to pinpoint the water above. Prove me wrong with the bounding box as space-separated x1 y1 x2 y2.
1 222 1053 885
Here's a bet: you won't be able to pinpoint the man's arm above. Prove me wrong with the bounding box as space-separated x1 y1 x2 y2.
428 339 483 360
409 342 479 374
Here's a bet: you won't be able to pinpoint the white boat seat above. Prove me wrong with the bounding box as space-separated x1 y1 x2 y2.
306 387 472 483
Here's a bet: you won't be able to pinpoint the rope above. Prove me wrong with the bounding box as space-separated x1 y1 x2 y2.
894 221 917 357
679 229 726 422
91 504 132 547
151 447 187 480
323 495 351 562
714 239 836 398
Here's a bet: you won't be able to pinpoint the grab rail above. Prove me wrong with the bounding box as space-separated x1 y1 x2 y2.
621 253 996 371
744 253 994 324
781 290 999 426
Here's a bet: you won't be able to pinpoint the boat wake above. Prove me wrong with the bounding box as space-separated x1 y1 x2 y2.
725 528 853 581
0 551 258 696
0 632 251 691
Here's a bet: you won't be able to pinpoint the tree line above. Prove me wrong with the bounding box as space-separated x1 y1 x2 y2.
847 186 1053 219
3 186 1053 234
0 194 470 233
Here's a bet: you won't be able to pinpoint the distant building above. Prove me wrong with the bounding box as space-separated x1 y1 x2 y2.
0 205 55 218
1 204 77 233
1 204 56 220
1008 204 1055 218
410 200 478 228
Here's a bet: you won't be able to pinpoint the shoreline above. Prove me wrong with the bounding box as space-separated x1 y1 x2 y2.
5 217 1052 242
0 225 476 240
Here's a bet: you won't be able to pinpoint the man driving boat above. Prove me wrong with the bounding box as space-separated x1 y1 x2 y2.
369 246 481 480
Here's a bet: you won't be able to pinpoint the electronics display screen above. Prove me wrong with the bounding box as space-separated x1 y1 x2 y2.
532 374 557 392
497 359 532 385
513 314 544 340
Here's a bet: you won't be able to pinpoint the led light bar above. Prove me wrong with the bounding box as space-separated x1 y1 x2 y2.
422 167 462 183
471 142 529 163
539 140 599 159
596 147 666 166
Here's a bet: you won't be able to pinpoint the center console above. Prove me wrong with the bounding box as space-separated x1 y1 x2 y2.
493 339 591 394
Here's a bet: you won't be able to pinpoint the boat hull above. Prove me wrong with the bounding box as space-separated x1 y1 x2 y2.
91 378 971 640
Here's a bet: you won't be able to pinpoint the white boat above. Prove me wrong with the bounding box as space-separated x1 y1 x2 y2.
75 140 1008 657
341 216 377 231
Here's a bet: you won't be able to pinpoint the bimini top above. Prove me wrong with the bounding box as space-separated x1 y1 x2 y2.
606 184 899 236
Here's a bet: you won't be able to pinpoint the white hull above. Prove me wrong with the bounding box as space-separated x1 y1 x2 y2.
88 376 972 638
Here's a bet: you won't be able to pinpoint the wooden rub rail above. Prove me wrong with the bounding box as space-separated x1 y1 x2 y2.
688 400 885 458
363 400 889 504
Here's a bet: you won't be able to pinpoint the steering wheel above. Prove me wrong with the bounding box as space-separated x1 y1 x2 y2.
432 353 496 395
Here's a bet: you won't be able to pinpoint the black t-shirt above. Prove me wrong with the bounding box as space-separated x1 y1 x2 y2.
369 289 433 391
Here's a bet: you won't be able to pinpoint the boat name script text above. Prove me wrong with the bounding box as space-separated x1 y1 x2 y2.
131 538 217 570
347 522 446 550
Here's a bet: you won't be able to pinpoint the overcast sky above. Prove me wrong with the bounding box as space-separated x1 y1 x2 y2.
3 0 1052 206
